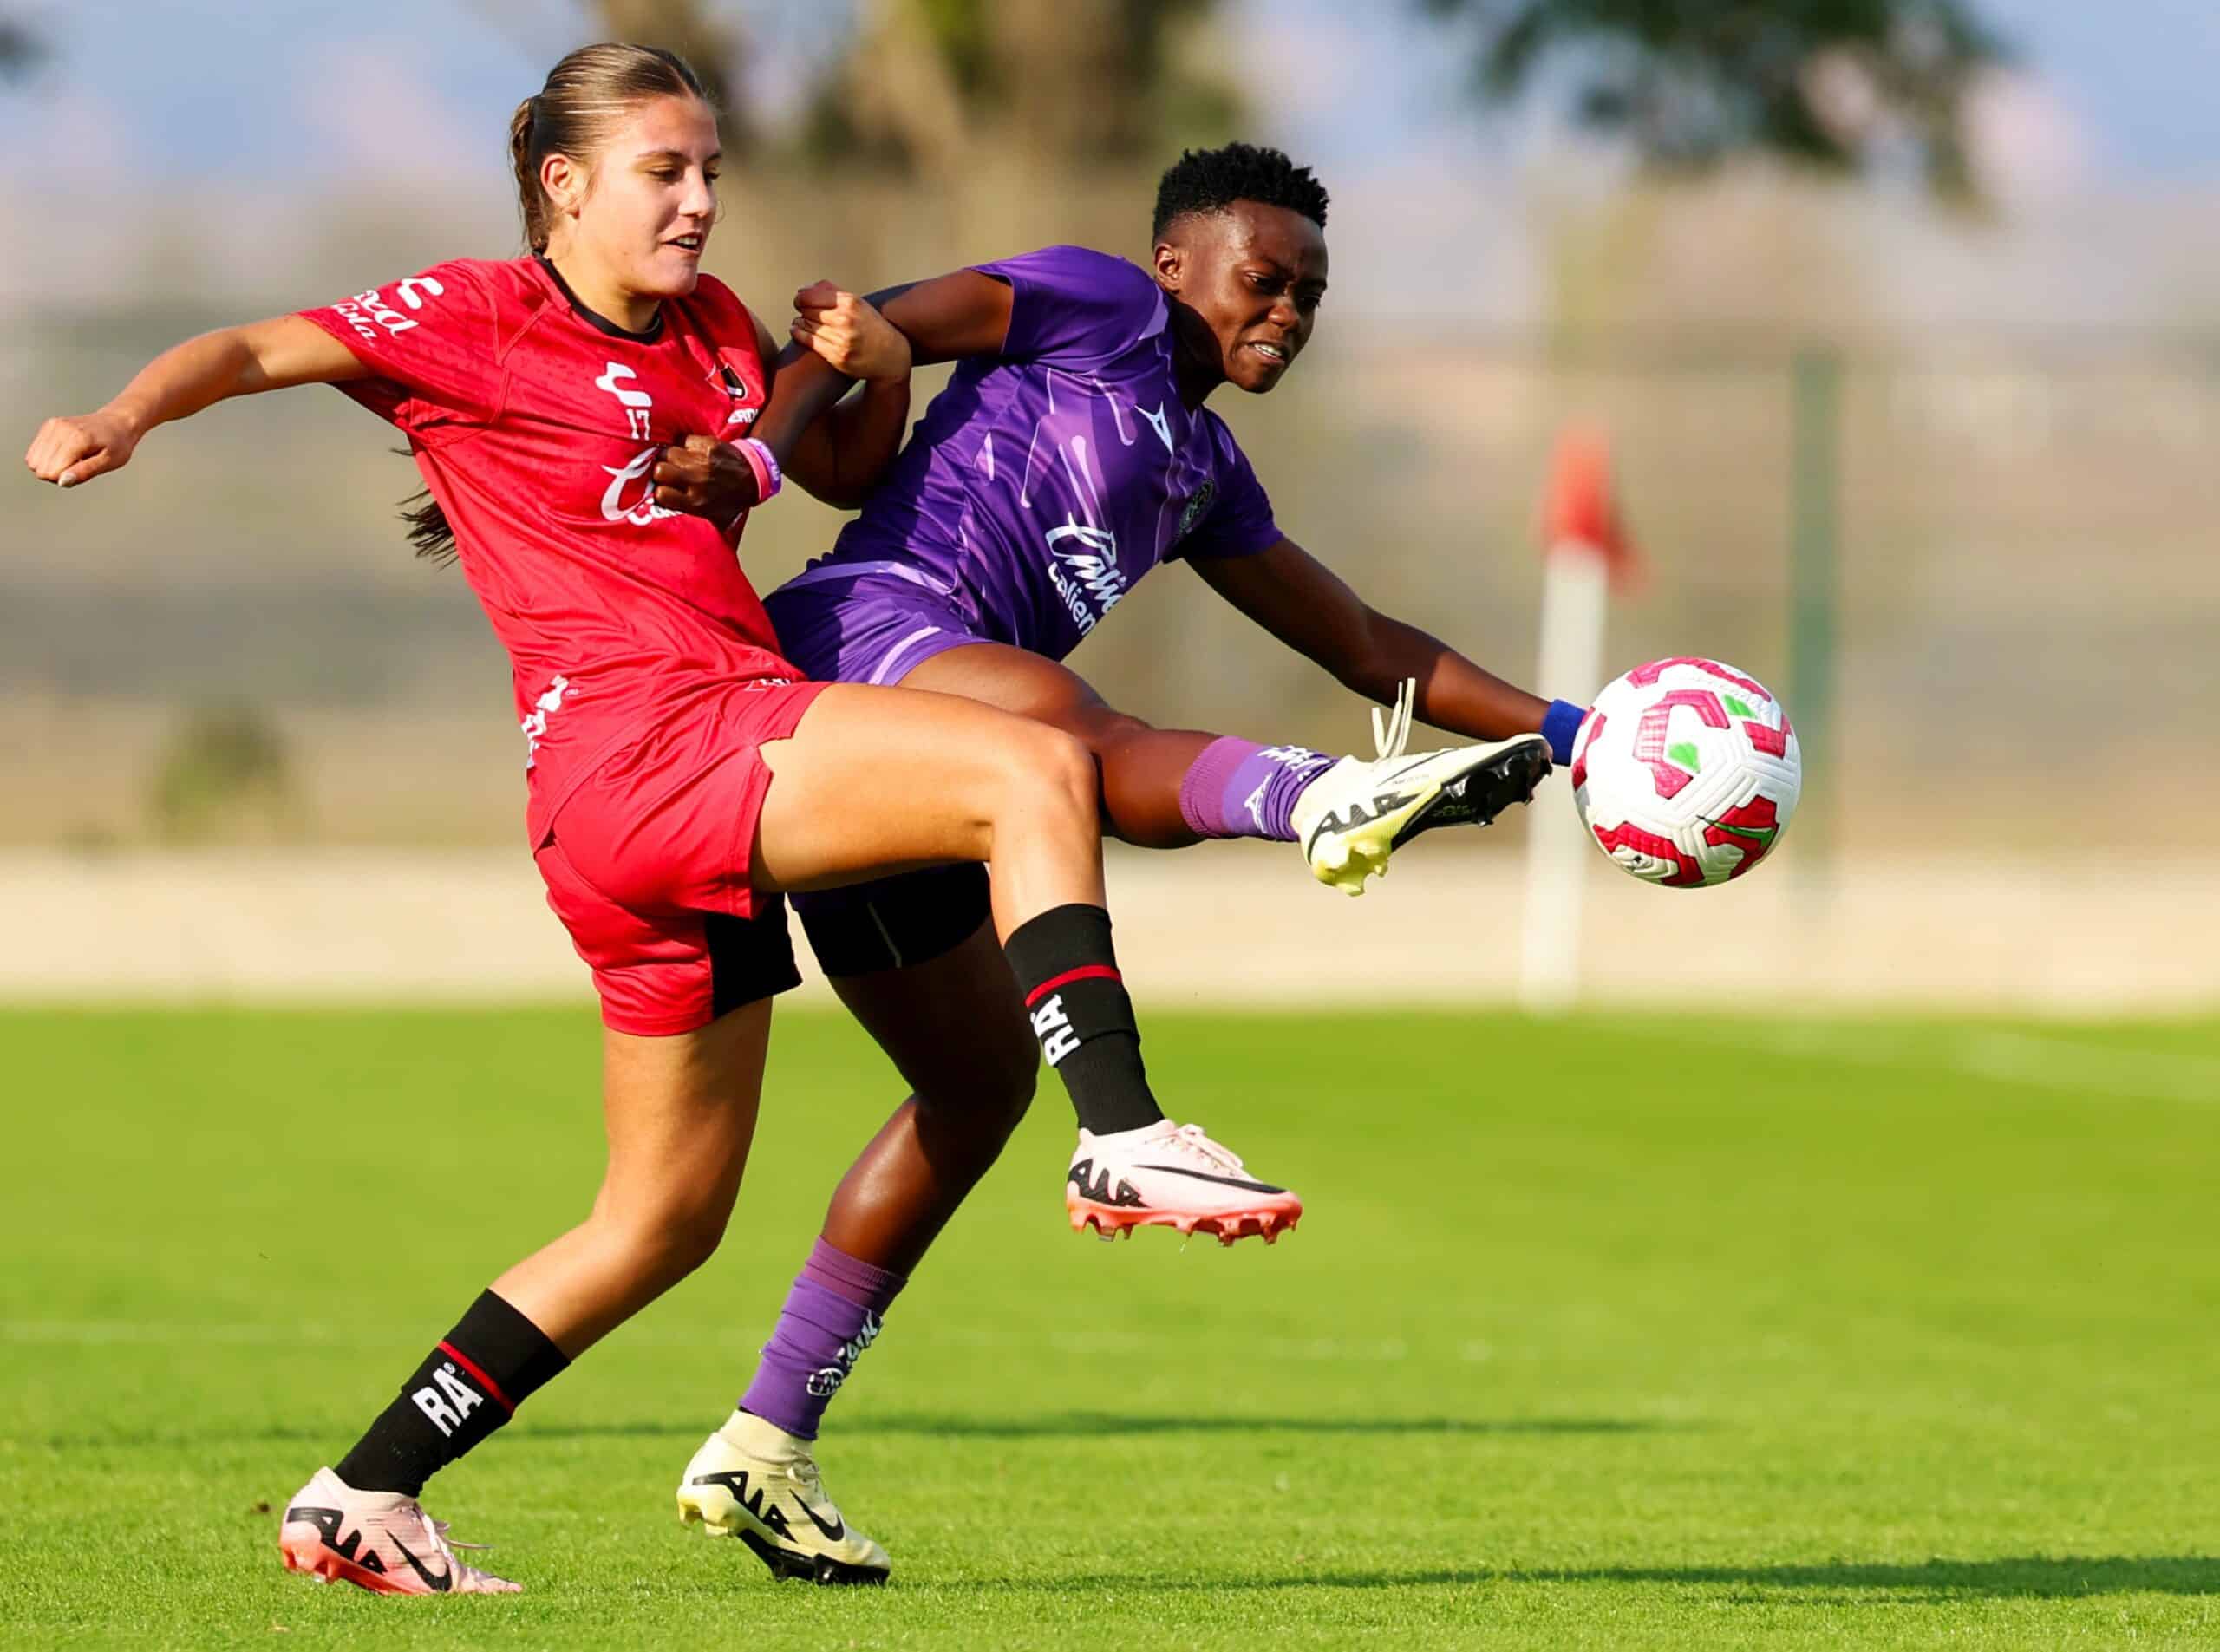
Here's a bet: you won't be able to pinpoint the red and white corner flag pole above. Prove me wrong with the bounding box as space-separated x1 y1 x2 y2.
1519 426 1638 1010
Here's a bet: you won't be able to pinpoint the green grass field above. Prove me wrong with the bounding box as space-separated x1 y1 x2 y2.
3 1004 2217 1649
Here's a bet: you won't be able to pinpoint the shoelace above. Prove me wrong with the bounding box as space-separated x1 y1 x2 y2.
1166 1122 1245 1174
1370 677 1417 762
395 1503 498 1575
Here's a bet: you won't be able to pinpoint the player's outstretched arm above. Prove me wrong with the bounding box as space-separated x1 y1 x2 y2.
1196 536 1559 746
23 317 368 489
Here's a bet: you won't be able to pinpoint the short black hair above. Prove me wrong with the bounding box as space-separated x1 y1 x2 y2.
1152 142 1329 240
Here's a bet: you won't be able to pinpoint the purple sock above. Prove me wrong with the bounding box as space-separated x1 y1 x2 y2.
738 1239 907 1440
1178 736 1336 842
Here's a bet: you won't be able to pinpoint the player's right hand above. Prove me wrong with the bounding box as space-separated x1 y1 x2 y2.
791 282 911 384
24 410 140 488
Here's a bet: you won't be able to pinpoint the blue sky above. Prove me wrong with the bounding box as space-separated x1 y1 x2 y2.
1 0 2217 187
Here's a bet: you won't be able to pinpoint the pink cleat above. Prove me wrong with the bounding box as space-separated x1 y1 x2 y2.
278 1467 521 1595
1066 1120 1303 1245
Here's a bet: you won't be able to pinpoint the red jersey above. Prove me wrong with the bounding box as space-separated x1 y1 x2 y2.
301 257 798 841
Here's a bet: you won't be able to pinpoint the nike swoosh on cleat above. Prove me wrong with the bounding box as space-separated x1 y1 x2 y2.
1133 1164 1289 1195
793 1497 846 1542
388 1533 453 1593
1379 754 1448 784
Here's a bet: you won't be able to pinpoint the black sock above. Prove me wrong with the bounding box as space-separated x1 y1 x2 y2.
334 1289 569 1497
1004 903 1163 1136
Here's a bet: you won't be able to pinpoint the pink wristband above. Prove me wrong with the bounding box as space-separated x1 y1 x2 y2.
735 437 782 505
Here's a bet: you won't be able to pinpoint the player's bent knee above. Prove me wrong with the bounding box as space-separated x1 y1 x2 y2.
610 1196 732 1282
1010 725 1099 822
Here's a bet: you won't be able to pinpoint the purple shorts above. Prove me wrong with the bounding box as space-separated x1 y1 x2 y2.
762 565 988 689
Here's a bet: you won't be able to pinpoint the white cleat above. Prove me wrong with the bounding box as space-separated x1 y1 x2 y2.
677 1410 891 1586
277 1467 520 1595
1067 1120 1303 1244
1290 680 1553 896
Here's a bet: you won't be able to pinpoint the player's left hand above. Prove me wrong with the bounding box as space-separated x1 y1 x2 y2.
791 281 911 384
653 434 757 529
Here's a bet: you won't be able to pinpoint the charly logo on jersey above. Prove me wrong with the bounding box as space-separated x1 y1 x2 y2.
592 361 680 526
1043 521 1127 635
333 276 446 345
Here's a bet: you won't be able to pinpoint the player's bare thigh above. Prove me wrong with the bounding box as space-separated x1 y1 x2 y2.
903 642 1140 743
903 643 1215 848
749 681 1101 904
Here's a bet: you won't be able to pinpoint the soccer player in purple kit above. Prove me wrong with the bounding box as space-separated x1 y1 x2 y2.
668 144 1590 1585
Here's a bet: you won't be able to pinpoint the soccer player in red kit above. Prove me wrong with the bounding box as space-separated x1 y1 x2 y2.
23 43 1250 1593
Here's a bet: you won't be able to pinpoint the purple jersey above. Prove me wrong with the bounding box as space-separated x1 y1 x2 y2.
764 245 1281 681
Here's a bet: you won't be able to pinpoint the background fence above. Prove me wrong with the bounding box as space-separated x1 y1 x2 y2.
10 305 2217 860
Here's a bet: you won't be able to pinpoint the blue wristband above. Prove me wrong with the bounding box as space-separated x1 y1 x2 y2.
1542 699 1588 767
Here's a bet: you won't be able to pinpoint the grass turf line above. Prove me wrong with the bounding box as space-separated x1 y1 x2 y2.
2 1005 2217 1649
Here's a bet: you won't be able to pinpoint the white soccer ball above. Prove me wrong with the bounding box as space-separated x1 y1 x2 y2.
1570 657 1801 888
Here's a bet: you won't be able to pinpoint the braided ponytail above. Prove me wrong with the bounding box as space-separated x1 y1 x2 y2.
509 95 547 252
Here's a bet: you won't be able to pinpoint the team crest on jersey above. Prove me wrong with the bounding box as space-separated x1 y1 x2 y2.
1172 480 1217 546
714 355 761 428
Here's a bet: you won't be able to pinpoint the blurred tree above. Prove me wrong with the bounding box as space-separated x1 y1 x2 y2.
0 13 44 82
1420 0 2006 200
148 703 302 846
588 0 750 147
807 0 1239 173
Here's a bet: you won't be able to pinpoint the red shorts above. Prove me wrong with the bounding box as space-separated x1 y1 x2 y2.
534 680 830 1036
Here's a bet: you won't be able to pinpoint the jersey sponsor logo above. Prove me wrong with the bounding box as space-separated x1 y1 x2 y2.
1029 994 1082 1066
601 445 682 526
332 280 441 345
408 1361 486 1439
1043 521 1126 633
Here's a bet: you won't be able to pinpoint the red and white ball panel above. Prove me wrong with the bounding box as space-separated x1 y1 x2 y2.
1570 657 1801 888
